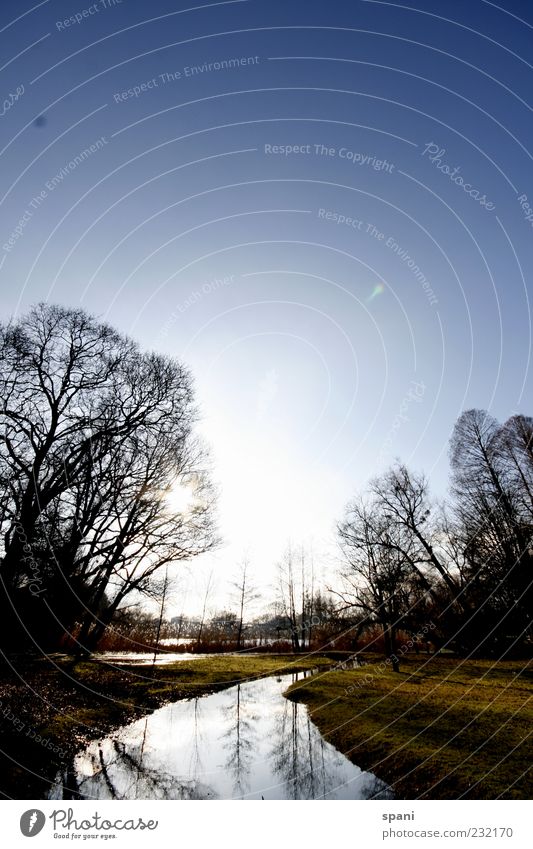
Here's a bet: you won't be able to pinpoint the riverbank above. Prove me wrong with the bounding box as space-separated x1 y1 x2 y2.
1 653 530 799
285 655 532 799
0 653 331 798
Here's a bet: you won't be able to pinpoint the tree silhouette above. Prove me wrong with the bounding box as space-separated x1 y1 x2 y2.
0 303 216 651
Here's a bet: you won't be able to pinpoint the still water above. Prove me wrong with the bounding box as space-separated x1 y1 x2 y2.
50 672 392 800
93 651 211 665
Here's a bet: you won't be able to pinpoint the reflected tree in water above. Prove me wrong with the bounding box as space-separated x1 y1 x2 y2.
54 705 219 800
269 672 393 800
221 682 258 797
269 695 332 799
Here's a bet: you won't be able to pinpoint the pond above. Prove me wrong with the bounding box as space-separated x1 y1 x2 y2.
49 671 392 800
93 651 211 666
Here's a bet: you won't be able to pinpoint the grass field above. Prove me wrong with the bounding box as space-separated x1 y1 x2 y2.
1 652 530 799
285 654 532 799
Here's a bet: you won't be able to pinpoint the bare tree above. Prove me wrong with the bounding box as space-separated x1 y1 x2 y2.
276 546 301 652
151 568 170 669
0 303 216 651
449 409 532 651
371 463 461 601
197 570 215 646
337 496 417 671
230 558 259 650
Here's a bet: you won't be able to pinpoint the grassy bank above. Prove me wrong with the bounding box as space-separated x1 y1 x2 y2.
0 653 330 799
285 655 532 799
2 653 530 800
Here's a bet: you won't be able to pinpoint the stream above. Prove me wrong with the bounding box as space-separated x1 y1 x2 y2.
49 670 393 800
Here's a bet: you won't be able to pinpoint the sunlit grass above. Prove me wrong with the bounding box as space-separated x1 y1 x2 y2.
285 656 532 799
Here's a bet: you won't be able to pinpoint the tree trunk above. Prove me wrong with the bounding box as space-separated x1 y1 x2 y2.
382 622 400 672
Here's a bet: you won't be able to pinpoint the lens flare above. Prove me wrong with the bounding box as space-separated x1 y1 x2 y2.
367 283 385 301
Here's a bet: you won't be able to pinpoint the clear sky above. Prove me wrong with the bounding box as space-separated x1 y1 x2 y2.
1 0 532 615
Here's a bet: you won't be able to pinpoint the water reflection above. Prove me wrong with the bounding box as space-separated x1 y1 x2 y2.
49 673 392 800
221 683 258 797
93 651 210 666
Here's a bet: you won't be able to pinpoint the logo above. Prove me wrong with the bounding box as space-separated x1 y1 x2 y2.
20 810 46 837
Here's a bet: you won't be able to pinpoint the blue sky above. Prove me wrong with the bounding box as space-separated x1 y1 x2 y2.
1 0 532 613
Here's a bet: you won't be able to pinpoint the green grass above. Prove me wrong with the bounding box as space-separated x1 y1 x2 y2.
285 655 532 799
66 652 331 700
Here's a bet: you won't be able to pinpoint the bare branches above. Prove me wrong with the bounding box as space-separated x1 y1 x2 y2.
0 303 217 652
338 411 533 661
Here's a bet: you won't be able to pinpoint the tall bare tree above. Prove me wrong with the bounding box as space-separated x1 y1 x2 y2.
0 304 216 651
197 570 215 646
450 409 532 651
230 558 259 650
337 496 420 671
276 546 301 652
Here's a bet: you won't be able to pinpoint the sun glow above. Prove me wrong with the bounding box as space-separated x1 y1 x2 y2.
163 480 195 516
